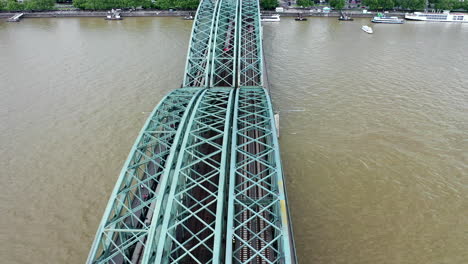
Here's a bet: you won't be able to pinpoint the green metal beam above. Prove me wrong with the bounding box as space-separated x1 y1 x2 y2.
225 88 294 264
209 0 239 88
237 0 263 88
183 0 219 88
152 88 234 264
87 88 202 264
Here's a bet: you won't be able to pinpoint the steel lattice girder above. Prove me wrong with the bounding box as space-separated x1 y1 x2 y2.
151 88 234 264
237 0 263 88
225 88 294 264
209 0 238 88
183 0 219 88
87 88 202 264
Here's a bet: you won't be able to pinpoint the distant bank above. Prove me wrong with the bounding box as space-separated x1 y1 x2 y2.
0 10 405 19
0 10 192 18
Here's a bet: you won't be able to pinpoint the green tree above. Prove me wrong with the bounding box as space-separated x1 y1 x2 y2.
175 0 199 9
434 0 455 10
363 0 379 9
380 0 394 9
396 0 425 10
73 0 86 8
296 0 312 7
260 0 278 9
154 0 176 9
330 0 345 9
0 0 6 10
24 0 55 10
5 0 24 10
140 0 153 8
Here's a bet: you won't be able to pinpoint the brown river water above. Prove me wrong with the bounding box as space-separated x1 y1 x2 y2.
1 17 467 264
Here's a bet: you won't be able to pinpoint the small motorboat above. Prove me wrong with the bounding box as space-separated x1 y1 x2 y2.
295 13 307 21
361 25 373 34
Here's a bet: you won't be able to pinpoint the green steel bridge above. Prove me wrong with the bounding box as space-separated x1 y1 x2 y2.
88 0 297 263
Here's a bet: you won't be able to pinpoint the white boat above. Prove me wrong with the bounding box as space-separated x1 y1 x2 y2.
372 16 404 24
405 10 468 23
106 9 123 20
261 14 280 22
361 25 373 34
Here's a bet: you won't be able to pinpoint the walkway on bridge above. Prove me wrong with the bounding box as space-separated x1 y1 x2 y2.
87 0 297 263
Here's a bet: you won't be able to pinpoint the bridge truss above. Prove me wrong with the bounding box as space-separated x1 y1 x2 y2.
183 0 219 88
87 89 202 263
210 0 238 88
88 0 296 263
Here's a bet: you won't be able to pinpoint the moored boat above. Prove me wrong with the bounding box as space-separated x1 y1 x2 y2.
405 10 468 23
261 14 280 22
183 13 195 20
105 9 122 20
372 13 404 24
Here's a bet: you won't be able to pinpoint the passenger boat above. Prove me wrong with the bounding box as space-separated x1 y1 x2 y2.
361 25 373 34
372 15 404 24
405 10 468 23
261 14 280 22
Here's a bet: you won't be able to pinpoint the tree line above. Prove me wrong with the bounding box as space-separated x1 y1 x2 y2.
1 0 467 12
363 0 425 10
263 0 468 10
0 0 55 11
363 0 468 11
430 0 468 10
290 0 350 9
0 0 201 11
72 0 200 10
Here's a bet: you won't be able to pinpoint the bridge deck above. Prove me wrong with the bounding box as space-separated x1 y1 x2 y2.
226 88 294 264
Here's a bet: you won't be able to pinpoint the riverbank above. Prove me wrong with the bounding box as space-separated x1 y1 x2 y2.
0 9 406 18
0 10 192 18
263 10 407 17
